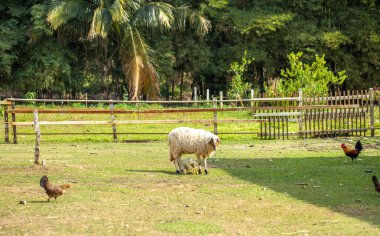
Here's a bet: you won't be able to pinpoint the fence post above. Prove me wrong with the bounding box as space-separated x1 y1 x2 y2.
194 87 198 101
206 89 210 101
250 89 255 107
110 103 117 142
34 110 41 164
219 91 223 108
85 93 88 108
3 100 9 143
298 88 303 138
11 101 17 144
369 88 375 137
213 97 218 135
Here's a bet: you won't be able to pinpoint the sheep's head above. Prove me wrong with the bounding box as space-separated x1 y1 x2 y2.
209 135 221 151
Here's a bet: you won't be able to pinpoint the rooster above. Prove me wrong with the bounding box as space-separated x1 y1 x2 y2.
40 176 70 202
340 140 363 161
372 176 380 193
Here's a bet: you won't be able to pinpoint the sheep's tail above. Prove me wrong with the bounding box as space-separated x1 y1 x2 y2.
168 136 176 162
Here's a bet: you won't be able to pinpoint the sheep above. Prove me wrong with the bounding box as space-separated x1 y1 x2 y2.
168 127 221 174
180 158 197 175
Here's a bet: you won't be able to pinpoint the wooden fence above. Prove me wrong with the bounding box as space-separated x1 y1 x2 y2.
1 88 379 143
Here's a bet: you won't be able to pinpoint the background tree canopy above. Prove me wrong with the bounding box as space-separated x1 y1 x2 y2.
1 0 379 100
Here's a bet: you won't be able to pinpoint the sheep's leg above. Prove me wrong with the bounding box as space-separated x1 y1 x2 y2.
172 153 181 174
177 157 185 173
203 156 208 175
196 155 202 174
174 161 181 174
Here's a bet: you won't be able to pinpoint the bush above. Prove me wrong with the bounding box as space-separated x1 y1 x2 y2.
277 52 346 97
227 50 253 100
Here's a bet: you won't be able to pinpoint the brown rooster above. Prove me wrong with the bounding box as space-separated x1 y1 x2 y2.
372 176 380 193
340 140 363 161
40 176 70 202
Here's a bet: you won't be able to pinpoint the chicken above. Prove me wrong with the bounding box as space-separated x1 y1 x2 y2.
372 175 380 193
340 140 363 161
40 175 70 202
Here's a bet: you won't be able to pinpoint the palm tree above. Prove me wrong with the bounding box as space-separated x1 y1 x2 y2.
47 0 210 100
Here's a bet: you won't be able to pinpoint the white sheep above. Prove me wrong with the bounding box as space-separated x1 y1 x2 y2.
168 127 221 174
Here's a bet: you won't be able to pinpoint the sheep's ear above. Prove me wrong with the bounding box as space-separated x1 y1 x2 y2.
209 138 215 146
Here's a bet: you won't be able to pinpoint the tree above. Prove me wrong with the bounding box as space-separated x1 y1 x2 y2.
47 0 210 100
277 52 346 97
227 50 253 100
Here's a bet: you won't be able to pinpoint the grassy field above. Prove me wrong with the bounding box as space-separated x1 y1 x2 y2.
1 138 380 235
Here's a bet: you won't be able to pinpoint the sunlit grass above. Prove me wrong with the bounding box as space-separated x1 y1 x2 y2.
0 139 379 235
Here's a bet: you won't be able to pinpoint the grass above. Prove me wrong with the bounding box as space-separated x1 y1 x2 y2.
0 138 380 235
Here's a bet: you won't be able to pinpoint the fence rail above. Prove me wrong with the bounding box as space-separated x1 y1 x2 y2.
5 97 301 104
8 104 360 114
12 119 267 126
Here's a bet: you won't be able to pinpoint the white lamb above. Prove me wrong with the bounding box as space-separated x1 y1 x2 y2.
168 127 221 174
180 158 197 174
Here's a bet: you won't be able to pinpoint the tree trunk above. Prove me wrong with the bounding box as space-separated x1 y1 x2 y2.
179 71 184 100
102 39 110 99
171 76 175 100
165 76 170 101
255 62 265 93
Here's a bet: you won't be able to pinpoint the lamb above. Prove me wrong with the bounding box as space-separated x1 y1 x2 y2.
168 127 221 174
180 158 197 174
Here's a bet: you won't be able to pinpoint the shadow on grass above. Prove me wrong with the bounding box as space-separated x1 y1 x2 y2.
126 169 178 175
218 156 380 226
28 200 49 204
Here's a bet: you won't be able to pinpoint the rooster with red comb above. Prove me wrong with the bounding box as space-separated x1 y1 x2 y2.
340 140 363 161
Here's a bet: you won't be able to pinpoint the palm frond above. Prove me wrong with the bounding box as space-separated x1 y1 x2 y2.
134 29 160 100
188 11 211 36
173 5 211 36
131 2 174 32
173 5 189 31
124 0 144 12
47 0 95 29
87 7 112 40
108 0 129 23
120 27 159 100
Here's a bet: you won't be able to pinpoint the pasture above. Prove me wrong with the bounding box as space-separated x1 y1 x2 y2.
0 139 379 235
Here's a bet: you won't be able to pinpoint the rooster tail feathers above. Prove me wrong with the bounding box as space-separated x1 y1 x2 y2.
372 175 379 187
40 175 48 188
355 140 363 153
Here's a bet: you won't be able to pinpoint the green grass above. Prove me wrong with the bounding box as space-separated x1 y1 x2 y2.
155 221 222 234
0 138 379 235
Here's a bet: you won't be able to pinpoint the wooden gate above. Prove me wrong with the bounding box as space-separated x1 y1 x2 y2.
301 90 369 138
256 90 372 139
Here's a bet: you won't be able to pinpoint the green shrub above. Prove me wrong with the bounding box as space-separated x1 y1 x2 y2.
278 52 346 97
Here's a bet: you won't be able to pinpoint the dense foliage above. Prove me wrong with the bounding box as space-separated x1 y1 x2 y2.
1 0 379 100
